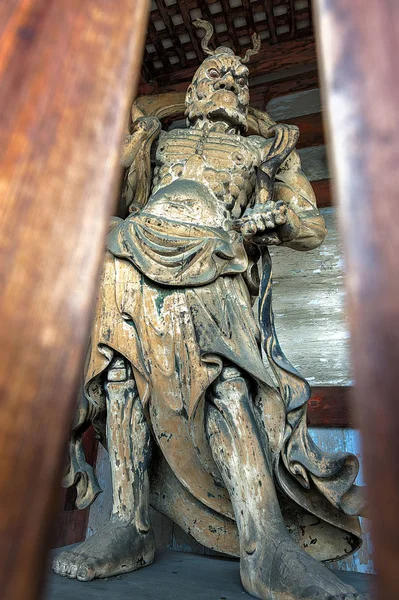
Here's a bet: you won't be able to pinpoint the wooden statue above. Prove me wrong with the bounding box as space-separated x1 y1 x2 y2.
53 20 367 600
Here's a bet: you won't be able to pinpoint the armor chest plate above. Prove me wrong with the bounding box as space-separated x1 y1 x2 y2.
156 128 259 174
152 128 265 217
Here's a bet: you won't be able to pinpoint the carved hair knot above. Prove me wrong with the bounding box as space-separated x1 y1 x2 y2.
193 18 261 63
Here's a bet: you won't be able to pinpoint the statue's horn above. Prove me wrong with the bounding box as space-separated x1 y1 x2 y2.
193 19 215 56
241 32 261 63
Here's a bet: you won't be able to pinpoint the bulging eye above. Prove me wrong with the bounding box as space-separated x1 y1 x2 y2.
208 68 220 79
236 76 247 87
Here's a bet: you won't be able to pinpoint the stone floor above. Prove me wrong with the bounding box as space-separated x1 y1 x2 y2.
47 549 375 600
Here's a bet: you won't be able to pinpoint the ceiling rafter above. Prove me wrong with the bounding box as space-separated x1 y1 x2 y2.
143 0 313 82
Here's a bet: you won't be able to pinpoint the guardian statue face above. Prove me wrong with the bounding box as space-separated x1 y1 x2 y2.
184 19 261 131
185 51 250 130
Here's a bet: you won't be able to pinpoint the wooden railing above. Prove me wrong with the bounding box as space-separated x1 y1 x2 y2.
0 1 149 598
315 1 399 598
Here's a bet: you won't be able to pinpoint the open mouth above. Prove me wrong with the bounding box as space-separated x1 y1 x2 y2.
207 104 242 126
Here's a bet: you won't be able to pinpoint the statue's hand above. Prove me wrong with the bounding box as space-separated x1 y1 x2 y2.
233 201 301 245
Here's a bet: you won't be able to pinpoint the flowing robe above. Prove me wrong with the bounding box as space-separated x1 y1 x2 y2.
80 176 363 563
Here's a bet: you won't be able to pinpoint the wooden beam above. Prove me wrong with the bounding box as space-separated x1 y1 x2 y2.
147 19 170 73
261 69 319 105
298 145 329 183
153 35 317 87
311 178 332 207
153 0 188 68
241 0 257 34
314 1 399 598
263 0 278 44
285 112 325 149
0 1 148 598
54 428 98 548
53 502 91 549
196 0 222 54
288 0 297 38
308 386 354 428
219 0 242 55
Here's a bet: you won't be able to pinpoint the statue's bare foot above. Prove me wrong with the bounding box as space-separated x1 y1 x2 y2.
52 521 155 581
240 537 367 600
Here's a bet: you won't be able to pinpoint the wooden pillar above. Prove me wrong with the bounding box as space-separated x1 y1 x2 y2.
0 1 148 598
313 2 399 598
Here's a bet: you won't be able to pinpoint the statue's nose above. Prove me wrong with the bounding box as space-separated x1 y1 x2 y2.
214 76 238 94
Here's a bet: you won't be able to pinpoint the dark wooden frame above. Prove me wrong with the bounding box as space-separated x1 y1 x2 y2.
0 2 149 598
315 1 399 597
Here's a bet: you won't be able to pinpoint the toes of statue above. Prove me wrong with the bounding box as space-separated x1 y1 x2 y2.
52 552 70 577
302 587 366 600
76 562 96 582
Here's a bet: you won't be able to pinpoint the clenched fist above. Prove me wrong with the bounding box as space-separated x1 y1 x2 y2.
233 201 301 245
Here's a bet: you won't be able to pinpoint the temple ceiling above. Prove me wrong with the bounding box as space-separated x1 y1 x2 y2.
142 0 313 86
